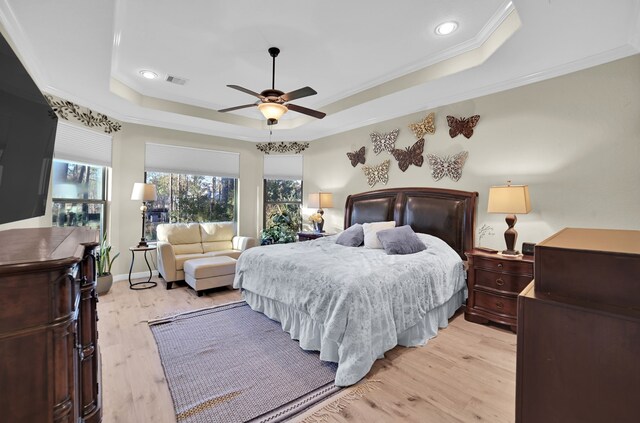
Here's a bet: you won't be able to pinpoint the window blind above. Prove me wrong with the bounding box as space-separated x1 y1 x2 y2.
53 121 113 167
263 154 303 181
145 143 240 178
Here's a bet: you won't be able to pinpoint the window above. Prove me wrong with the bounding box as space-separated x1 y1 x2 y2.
263 179 303 230
51 159 107 236
263 155 304 230
144 171 237 241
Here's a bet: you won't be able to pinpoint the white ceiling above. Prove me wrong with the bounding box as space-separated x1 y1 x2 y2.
1 0 639 142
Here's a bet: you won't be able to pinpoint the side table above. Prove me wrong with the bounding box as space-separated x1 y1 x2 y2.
297 231 335 242
128 245 158 290
464 249 534 332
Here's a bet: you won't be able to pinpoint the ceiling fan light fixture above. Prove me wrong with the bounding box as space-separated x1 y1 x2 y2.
258 102 287 121
435 21 458 35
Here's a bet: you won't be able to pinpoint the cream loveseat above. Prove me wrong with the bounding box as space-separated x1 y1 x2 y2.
156 222 257 289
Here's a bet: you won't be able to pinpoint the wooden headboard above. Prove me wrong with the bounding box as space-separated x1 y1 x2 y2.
344 187 478 260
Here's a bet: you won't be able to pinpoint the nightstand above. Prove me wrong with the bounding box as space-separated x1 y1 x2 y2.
297 231 333 242
464 249 534 332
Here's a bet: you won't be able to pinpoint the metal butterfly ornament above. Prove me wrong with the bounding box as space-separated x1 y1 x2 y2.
362 160 390 187
446 115 480 139
370 128 399 155
346 146 366 167
409 112 435 140
392 138 424 172
427 151 468 182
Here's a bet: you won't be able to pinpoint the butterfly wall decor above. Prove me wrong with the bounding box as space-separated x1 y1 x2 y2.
409 112 435 140
346 146 366 167
370 128 399 155
446 115 480 139
426 151 469 182
392 138 424 172
362 160 390 188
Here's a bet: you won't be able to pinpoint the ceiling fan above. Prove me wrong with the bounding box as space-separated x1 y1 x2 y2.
218 47 326 126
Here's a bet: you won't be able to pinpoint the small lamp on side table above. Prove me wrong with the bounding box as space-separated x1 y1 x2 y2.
131 182 157 247
308 192 333 233
487 181 531 256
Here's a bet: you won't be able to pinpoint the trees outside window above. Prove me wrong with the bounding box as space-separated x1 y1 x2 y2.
51 159 106 237
263 179 302 231
145 172 237 241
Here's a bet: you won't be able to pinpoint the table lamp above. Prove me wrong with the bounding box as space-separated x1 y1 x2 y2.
487 182 531 255
308 192 333 232
131 182 157 247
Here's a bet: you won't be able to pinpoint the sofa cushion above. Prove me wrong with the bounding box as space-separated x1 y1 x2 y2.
203 241 234 253
200 222 235 242
157 222 201 243
209 249 241 260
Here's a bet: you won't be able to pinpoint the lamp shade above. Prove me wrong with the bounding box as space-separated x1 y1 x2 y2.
308 192 334 209
487 185 531 214
258 103 287 121
131 183 157 202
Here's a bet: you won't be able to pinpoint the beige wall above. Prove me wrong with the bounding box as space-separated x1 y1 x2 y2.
302 54 640 251
2 54 639 274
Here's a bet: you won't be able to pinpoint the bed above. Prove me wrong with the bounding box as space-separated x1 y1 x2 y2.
234 187 477 386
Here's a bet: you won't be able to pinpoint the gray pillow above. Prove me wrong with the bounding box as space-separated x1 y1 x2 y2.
335 223 364 247
376 225 426 255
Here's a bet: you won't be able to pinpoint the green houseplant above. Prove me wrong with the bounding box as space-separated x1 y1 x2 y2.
96 232 120 295
260 206 298 245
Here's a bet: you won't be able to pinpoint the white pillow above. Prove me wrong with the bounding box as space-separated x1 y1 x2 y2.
362 221 396 249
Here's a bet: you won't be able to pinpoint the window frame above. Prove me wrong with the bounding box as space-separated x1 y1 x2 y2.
51 159 108 238
262 178 303 230
144 170 239 241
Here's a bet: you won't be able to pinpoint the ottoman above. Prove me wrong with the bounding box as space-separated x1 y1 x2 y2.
183 256 237 296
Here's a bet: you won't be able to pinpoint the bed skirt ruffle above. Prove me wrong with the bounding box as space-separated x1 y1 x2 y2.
242 288 466 386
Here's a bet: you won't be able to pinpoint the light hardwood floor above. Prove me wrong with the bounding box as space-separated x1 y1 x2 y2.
98 278 517 423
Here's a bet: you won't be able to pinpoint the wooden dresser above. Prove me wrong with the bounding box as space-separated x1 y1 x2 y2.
516 228 640 423
465 249 534 332
0 227 101 423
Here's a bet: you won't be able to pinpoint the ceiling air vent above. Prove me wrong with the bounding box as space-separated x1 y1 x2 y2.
165 75 187 85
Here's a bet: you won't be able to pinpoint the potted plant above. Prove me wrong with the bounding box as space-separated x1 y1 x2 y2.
96 232 120 295
260 206 298 245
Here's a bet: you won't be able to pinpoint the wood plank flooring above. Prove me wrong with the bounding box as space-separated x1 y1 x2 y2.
98 278 517 423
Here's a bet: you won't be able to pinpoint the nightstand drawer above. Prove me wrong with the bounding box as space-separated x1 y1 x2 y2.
475 270 532 295
474 256 533 276
474 291 517 317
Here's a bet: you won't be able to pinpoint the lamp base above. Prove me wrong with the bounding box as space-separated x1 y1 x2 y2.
501 249 521 256
137 238 148 248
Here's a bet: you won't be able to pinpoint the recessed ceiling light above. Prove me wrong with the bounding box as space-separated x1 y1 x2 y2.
435 21 458 36
139 70 158 79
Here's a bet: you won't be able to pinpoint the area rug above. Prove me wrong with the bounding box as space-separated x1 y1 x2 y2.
148 301 341 423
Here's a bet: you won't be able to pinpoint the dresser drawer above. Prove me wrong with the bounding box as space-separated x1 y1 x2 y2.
474 256 533 276
475 269 532 295
474 290 517 317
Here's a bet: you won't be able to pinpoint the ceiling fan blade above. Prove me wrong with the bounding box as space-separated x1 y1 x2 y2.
218 103 257 113
286 103 326 119
281 86 317 102
227 85 265 99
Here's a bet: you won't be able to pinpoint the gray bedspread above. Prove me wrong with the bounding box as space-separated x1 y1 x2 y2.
233 233 466 386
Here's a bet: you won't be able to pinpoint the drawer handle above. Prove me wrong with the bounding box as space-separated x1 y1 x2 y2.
496 278 505 286
497 263 503 269
496 301 504 309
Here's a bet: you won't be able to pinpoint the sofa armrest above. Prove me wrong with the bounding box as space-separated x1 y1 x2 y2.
232 236 258 252
156 241 178 282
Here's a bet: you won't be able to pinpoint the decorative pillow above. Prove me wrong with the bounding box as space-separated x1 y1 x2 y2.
376 225 426 255
362 221 396 249
335 224 364 247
